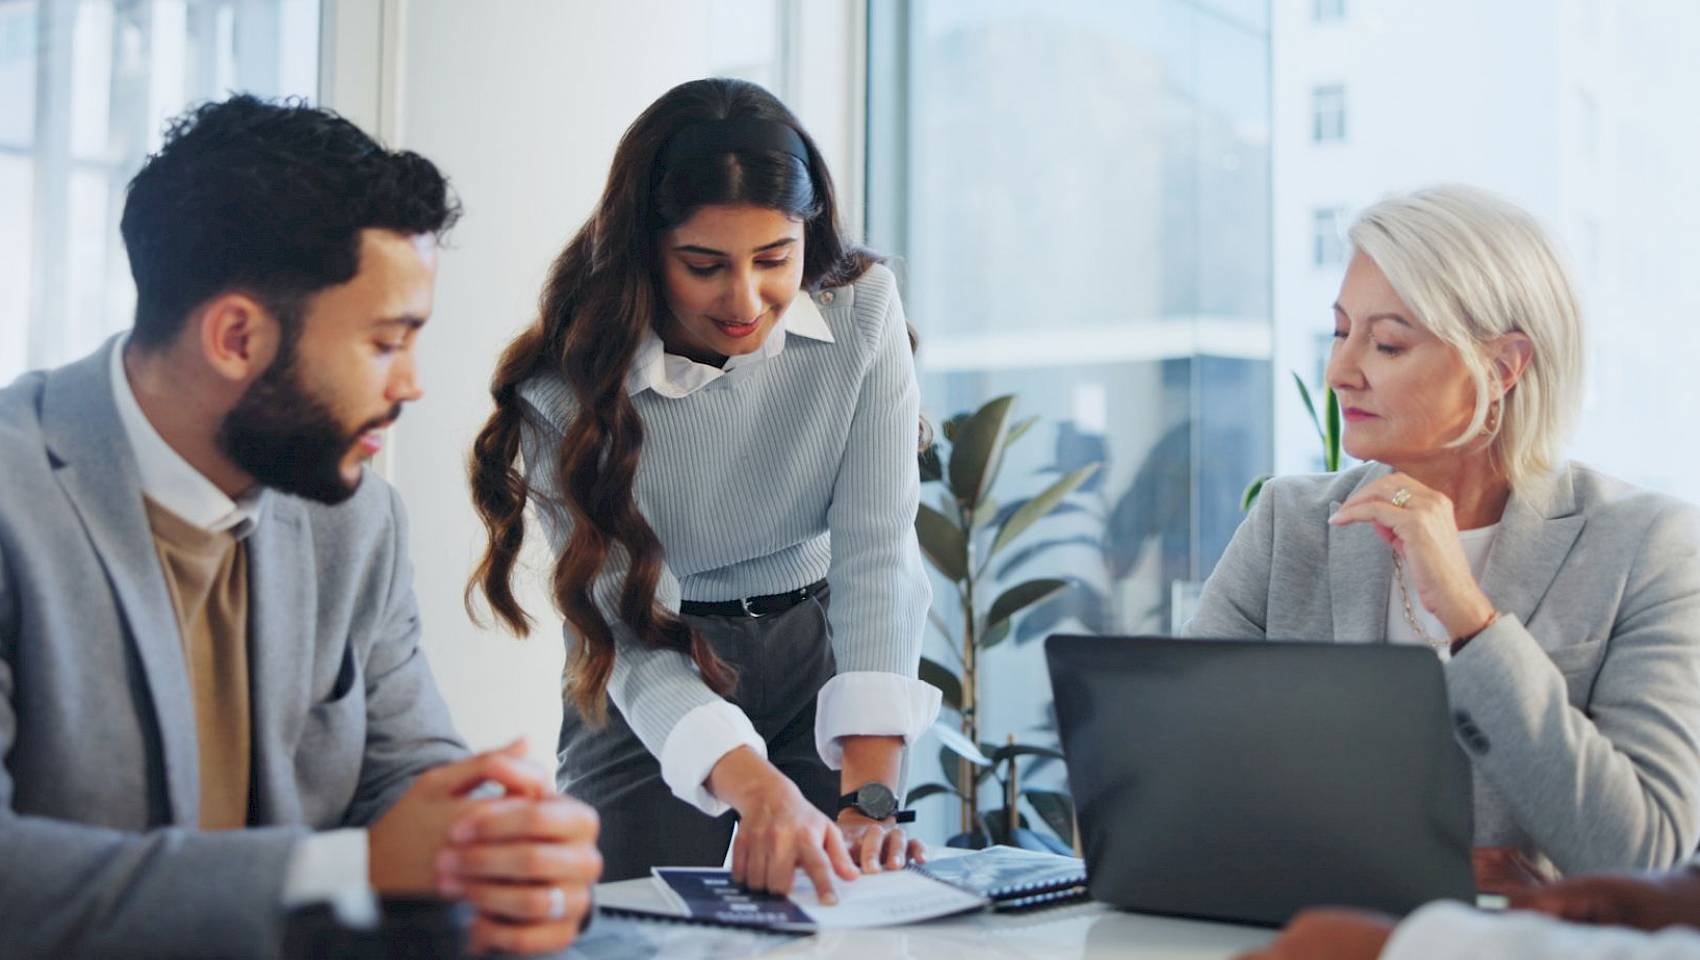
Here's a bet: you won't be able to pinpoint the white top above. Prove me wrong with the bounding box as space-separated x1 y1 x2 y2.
625 286 835 398
110 335 365 905
109 335 264 535
1386 524 1500 661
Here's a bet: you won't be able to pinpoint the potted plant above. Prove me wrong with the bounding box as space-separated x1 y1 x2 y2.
1241 373 1344 510
907 395 1099 851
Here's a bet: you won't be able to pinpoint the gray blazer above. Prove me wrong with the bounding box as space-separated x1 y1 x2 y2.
1187 460 1700 876
0 339 467 959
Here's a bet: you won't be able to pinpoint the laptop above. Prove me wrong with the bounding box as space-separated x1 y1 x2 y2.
1046 634 1475 927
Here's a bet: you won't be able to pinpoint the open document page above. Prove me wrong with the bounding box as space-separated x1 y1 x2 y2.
642 866 989 931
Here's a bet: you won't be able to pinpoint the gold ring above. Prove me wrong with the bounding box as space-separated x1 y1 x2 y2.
1390 487 1412 508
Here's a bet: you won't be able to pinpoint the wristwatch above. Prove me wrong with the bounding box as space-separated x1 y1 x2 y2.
836 782 916 823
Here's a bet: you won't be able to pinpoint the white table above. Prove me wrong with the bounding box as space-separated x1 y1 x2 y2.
589 869 1276 959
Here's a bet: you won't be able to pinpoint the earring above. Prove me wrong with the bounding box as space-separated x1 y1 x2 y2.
1484 399 1501 434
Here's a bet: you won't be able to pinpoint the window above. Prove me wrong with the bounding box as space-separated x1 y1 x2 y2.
1314 0 1346 23
707 0 794 96
867 0 1272 832
0 0 320 386
1577 88 1599 161
1312 84 1346 142
1312 207 1346 266
1271 5 1700 502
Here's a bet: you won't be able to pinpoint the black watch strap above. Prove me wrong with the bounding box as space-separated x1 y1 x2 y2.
837 783 915 823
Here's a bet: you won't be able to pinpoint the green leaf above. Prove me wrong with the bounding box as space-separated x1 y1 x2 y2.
915 504 968 581
918 443 943 483
988 463 1100 558
1293 371 1325 449
982 809 1031 846
919 656 962 711
947 395 1016 509
985 578 1070 637
1023 789 1076 847
1005 415 1041 450
939 746 969 795
971 498 999 533
941 412 971 444
1324 385 1342 472
994 534 1103 581
1241 474 1270 512
980 620 1012 649
936 490 960 521
933 722 992 766
906 782 955 803
940 745 992 801
992 743 1066 765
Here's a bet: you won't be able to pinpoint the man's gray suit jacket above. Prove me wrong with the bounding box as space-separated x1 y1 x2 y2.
1187 460 1700 877
0 339 468 957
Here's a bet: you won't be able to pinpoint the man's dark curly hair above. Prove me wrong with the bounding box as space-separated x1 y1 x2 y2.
120 94 462 350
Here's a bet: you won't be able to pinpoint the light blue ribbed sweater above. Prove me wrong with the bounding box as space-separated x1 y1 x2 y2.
515 264 931 760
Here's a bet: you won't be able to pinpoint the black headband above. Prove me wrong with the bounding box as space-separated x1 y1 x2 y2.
656 118 810 171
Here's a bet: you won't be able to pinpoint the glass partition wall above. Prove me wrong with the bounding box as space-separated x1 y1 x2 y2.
866 0 1272 845
0 0 320 384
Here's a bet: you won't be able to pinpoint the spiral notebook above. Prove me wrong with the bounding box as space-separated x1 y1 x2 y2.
910 846 1089 911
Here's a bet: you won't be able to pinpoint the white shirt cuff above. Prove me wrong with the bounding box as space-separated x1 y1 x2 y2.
814 671 943 770
282 828 370 908
659 700 767 816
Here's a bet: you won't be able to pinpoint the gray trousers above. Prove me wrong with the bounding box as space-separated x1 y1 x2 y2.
557 588 839 881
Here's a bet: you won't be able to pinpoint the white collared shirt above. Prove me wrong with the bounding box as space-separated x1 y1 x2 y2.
626 289 835 399
110 335 365 905
109 335 265 537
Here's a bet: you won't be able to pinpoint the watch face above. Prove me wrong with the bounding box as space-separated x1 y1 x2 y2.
856 782 897 819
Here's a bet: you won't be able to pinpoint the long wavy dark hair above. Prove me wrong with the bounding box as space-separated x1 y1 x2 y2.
466 78 880 723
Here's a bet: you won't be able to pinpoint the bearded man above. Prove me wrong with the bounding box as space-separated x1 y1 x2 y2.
0 96 599 959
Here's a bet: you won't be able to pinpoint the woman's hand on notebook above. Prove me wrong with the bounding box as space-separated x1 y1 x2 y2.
711 746 860 905
837 811 925 873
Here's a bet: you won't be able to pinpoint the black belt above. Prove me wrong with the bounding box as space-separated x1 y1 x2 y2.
680 580 826 619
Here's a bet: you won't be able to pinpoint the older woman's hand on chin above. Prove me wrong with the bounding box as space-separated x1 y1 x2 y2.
1236 908 1398 960
1328 472 1501 643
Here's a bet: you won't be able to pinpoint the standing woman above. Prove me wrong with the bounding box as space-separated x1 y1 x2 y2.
466 78 940 896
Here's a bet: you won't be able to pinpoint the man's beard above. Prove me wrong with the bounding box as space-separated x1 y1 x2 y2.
216 346 398 506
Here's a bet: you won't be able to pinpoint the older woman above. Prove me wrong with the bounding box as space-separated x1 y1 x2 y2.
1187 185 1700 886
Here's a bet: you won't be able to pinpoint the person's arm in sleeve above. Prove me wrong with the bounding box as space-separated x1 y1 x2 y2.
1183 478 1277 640
518 413 764 816
1383 901 1700 960
342 481 469 826
815 276 941 774
0 543 307 959
1445 502 1700 873
283 481 473 908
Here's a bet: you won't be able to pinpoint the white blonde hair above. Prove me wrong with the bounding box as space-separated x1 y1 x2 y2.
1348 184 1584 489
